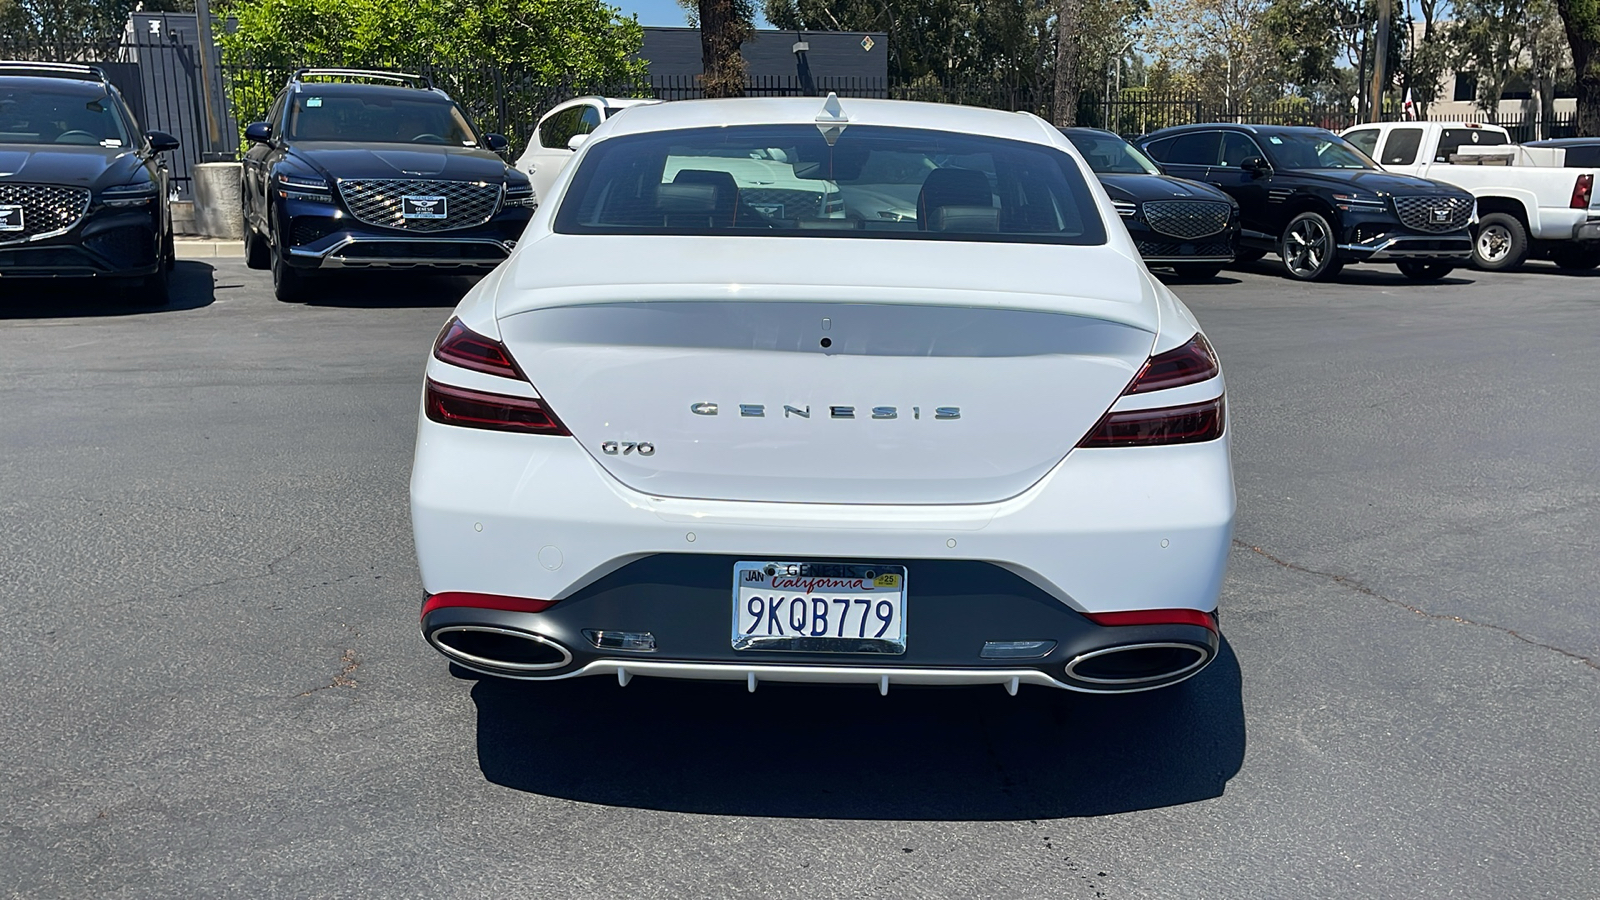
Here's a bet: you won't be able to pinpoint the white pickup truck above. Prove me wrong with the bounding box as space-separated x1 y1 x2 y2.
1341 121 1600 270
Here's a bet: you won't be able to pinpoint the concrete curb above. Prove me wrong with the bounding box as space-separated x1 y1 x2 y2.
176 240 245 259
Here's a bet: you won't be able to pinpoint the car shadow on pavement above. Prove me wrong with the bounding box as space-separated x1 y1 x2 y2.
1228 257 1478 286
0 261 216 319
469 638 1246 820
301 271 479 309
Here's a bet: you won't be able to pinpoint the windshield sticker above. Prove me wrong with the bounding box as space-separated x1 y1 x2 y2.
1268 136 1283 144
100 139 122 148
305 97 322 108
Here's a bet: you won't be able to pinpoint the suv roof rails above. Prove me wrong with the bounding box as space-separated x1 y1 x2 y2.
0 61 112 86
288 67 435 91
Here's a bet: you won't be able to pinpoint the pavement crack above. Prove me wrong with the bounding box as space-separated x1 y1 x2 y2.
299 648 360 696
1235 539 1600 673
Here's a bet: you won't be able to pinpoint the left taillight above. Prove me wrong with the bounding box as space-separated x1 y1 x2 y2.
426 318 569 436
1079 332 1225 447
424 380 570 435
434 317 525 379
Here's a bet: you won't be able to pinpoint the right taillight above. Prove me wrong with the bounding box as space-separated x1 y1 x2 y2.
424 380 570 435
1079 333 1225 447
1125 333 1219 393
1571 173 1594 210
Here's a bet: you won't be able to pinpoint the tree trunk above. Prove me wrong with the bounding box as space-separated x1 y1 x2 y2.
699 0 750 99
1052 0 1084 127
1557 0 1600 136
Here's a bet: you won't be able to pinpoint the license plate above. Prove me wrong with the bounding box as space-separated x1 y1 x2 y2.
732 561 907 654
0 205 22 232
401 195 447 220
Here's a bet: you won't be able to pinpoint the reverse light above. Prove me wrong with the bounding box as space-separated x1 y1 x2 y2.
1083 609 1218 631
1125 333 1219 394
1571 173 1594 210
584 629 658 651
424 379 570 435
433 318 525 379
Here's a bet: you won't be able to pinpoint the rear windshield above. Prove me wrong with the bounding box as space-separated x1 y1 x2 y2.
554 124 1107 244
1434 128 1509 162
287 93 478 146
0 85 130 147
1063 130 1161 175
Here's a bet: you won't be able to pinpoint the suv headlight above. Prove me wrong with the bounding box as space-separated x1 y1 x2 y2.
1333 192 1388 211
504 181 537 209
100 182 158 208
276 172 333 203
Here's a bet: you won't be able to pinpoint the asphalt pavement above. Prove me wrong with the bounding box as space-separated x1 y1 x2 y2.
2 258 1597 899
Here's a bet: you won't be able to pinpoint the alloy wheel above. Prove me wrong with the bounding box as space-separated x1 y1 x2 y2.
1285 218 1330 278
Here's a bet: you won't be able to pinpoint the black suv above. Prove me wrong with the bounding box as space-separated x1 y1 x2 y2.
241 69 534 302
1138 124 1474 281
0 62 179 302
1060 126 1240 278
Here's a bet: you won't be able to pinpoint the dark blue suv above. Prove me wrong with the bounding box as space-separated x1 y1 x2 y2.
241 69 534 301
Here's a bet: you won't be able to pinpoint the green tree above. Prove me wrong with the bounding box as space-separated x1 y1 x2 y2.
1556 0 1600 135
698 0 754 97
218 0 646 127
1449 0 1571 133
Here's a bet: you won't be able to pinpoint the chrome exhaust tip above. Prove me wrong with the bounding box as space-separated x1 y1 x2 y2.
1065 641 1212 690
427 625 573 673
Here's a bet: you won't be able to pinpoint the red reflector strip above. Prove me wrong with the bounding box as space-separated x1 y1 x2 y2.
433 318 525 379
422 592 558 617
1084 609 1218 631
424 379 571 435
1079 397 1224 448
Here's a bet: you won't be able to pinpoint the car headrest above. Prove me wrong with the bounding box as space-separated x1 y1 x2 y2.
656 183 718 214
668 169 738 225
930 205 1000 233
917 168 992 230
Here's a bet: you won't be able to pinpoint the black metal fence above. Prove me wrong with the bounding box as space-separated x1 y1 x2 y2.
2 26 1584 203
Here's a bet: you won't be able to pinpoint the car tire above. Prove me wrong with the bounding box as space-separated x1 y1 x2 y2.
1170 263 1223 279
1549 246 1600 271
1395 261 1455 281
244 210 270 270
270 233 310 303
1472 213 1529 271
1280 211 1343 281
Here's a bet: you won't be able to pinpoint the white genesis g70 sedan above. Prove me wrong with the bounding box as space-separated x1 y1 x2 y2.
411 95 1235 695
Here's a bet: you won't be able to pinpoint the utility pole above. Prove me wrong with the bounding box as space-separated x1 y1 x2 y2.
1368 0 1392 123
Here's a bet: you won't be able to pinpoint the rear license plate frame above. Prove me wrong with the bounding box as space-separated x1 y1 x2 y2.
731 560 908 655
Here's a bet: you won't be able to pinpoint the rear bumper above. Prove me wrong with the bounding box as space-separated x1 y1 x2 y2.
410 406 1236 690
1571 218 1600 242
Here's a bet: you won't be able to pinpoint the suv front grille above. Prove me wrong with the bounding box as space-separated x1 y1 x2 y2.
1393 195 1473 233
1142 200 1231 239
336 179 503 233
0 183 92 244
